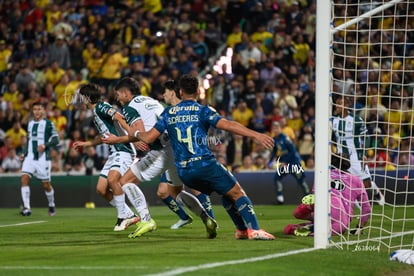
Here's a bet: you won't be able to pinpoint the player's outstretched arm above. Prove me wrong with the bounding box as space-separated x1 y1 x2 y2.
358 190 372 229
101 133 130 145
102 118 145 145
133 128 162 145
216 118 274 149
73 136 102 149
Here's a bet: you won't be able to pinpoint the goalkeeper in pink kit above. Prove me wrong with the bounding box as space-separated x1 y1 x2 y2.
284 153 371 236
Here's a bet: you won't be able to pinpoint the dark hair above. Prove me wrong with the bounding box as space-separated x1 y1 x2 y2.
114 77 141 95
179 74 198 95
331 153 350 171
78 83 102 104
32 102 44 108
163 80 180 97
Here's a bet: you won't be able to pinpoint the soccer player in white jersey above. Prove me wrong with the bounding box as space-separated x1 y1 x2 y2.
73 83 141 231
102 77 217 239
20 102 59 216
332 97 385 206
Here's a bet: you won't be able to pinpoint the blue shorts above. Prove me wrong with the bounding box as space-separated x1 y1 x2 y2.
177 159 237 195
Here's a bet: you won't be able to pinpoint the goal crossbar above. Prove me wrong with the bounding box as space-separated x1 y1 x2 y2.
332 0 404 34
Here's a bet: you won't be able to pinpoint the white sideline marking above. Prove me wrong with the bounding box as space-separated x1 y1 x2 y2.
0 266 148 270
145 247 318 276
0 221 46 228
0 248 317 273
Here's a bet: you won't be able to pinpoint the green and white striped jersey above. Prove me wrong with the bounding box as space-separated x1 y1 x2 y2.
93 102 135 155
25 118 59 161
332 114 367 163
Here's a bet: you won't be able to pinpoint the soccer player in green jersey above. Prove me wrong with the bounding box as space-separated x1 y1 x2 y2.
20 102 59 216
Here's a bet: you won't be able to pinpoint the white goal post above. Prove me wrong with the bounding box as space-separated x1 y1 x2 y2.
315 0 414 251
314 0 331 249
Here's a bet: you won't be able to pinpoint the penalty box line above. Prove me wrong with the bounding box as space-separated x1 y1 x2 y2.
145 247 318 276
0 221 46 228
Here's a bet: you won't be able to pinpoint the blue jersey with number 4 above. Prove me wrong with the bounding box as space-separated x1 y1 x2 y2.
154 100 221 169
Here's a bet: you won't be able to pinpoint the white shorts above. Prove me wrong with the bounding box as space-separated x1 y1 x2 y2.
130 146 183 187
348 161 371 181
21 158 51 182
101 151 135 178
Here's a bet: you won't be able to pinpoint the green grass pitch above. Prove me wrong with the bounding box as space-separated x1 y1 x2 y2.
0 205 413 276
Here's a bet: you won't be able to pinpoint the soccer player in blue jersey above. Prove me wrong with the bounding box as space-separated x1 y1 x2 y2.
20 102 59 216
102 77 217 239
130 74 275 240
267 121 310 204
74 83 142 231
161 80 215 227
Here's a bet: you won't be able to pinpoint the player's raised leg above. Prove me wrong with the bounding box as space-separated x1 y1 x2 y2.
119 168 156 238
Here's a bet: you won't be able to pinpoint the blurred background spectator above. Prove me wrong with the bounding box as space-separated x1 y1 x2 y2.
4 0 408 177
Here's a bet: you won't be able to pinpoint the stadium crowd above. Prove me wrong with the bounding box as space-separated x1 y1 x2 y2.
0 0 411 175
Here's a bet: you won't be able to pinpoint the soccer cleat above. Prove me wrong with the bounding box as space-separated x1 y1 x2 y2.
248 229 275 240
294 224 314 237
235 229 249 240
201 213 218 239
284 223 313 235
276 194 285 205
128 219 157 238
114 215 140 231
20 208 32 216
301 194 315 205
170 216 193 230
48 207 56 216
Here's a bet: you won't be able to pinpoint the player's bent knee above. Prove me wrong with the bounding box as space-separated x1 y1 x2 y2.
225 183 246 201
156 189 168 199
293 204 310 220
96 186 106 197
21 174 31 185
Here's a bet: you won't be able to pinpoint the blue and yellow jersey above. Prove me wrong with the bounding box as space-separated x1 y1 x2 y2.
154 100 221 168
269 132 302 166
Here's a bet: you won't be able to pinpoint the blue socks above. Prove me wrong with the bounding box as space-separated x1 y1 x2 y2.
162 195 189 220
235 196 260 230
196 193 215 219
221 196 247 231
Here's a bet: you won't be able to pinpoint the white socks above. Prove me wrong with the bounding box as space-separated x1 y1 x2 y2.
45 189 55 207
122 183 151 221
370 181 380 195
177 191 205 216
21 186 56 209
21 186 30 209
112 194 135 219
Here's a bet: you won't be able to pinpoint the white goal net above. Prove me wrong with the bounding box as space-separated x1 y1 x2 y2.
316 0 414 252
